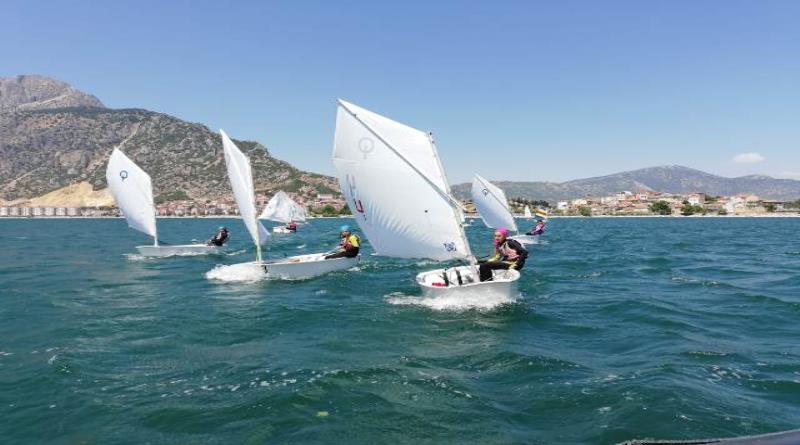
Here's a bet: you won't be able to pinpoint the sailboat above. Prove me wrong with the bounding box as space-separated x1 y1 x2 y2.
471 174 538 245
105 149 220 257
220 130 358 280
524 205 532 219
259 191 306 233
333 100 519 298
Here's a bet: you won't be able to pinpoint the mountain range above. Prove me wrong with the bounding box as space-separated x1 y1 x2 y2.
2 75 798 208
0 75 338 207
452 165 800 203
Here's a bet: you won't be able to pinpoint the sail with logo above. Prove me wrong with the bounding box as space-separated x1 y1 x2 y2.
471 174 518 232
105 148 221 257
470 174 541 246
333 99 519 298
212 130 357 280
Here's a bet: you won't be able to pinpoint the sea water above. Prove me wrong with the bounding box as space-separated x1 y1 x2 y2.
0 217 798 444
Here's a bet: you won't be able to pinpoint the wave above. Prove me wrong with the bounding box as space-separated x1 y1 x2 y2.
205 262 267 282
384 291 520 311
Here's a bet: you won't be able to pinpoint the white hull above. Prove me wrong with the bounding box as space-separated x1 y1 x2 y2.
136 244 220 257
416 265 519 298
510 234 540 245
262 253 359 279
272 227 294 234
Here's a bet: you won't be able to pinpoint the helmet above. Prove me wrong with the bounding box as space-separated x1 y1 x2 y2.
340 224 350 232
219 226 227 231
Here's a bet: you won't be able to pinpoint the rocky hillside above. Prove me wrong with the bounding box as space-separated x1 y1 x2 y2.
452 165 800 202
0 75 104 111
0 76 339 205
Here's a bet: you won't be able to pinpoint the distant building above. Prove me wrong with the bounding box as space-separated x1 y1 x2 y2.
0 207 8 217
687 193 705 206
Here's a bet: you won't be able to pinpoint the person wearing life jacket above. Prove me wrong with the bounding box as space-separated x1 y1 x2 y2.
287 222 298 232
526 219 545 236
324 225 360 259
207 227 229 246
479 227 527 281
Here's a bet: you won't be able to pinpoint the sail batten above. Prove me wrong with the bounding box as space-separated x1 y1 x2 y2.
220 130 269 259
105 148 158 242
471 174 518 232
333 100 469 261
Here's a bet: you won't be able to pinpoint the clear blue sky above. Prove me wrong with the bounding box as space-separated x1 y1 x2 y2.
3 0 799 183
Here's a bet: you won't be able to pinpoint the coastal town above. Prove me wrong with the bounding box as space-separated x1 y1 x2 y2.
2 189 799 218
520 190 800 216
0 192 349 218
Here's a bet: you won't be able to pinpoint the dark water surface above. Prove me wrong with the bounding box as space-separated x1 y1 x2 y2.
1 217 799 444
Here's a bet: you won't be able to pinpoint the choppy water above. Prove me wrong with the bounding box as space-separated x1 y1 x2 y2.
1 217 799 444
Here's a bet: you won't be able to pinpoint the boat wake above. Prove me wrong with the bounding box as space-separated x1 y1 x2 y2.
205 262 266 283
384 291 519 311
123 253 151 262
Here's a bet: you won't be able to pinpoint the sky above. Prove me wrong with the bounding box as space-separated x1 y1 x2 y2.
2 0 799 183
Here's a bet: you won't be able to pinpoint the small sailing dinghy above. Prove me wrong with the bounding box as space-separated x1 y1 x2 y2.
259 191 306 233
523 205 532 219
106 149 220 257
219 130 357 280
471 174 538 245
333 100 519 299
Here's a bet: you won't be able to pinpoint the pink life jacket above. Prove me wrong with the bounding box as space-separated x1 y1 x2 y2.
499 241 519 260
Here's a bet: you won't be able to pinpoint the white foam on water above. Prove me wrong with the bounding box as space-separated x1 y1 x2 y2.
296 244 306 249
384 291 519 311
124 253 150 262
205 262 266 283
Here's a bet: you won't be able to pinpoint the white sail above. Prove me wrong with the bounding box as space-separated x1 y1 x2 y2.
105 148 158 242
471 174 518 232
259 191 306 223
290 200 307 222
333 100 469 261
524 205 532 219
220 130 269 254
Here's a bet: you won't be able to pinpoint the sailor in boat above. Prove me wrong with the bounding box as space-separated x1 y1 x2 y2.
479 228 528 281
286 222 298 232
207 227 230 246
324 225 360 260
526 219 546 236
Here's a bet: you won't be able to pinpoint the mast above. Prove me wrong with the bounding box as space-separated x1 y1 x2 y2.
152 203 159 246
427 132 475 265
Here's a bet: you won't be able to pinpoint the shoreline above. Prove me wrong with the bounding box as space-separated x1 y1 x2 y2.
1 214 799 220
0 215 353 220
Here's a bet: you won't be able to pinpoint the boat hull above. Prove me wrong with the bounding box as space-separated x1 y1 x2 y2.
416 265 519 299
272 227 293 234
262 253 359 279
136 244 220 257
